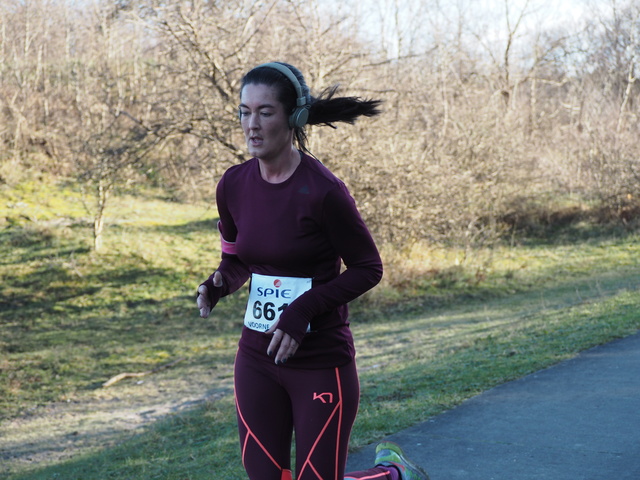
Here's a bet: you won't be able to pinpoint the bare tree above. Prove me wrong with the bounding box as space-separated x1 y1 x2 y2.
567 0 640 212
3 0 640 251
0 0 70 179
57 0 177 250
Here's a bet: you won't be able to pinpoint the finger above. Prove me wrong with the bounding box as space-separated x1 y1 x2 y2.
283 335 299 358
196 285 211 318
274 332 299 364
213 271 223 288
197 296 211 317
196 291 210 310
267 330 283 359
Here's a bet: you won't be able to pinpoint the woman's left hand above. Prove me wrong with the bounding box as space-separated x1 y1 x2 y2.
267 328 299 365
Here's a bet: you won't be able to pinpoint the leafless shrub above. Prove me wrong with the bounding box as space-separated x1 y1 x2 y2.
1 0 639 252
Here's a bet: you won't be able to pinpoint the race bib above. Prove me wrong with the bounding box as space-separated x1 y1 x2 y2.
244 274 312 332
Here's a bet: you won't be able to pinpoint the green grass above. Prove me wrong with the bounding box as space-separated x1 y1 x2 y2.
1 180 640 479
0 184 245 419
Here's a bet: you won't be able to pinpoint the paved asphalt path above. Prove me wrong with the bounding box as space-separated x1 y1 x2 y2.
346 331 640 480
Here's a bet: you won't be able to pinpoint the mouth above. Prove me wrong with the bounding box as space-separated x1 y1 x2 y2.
249 136 263 146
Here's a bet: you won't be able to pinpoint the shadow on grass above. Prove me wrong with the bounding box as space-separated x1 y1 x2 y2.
156 218 219 233
0 225 91 265
108 217 219 235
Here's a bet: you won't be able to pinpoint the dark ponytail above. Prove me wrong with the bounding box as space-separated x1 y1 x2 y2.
308 85 383 127
241 63 383 153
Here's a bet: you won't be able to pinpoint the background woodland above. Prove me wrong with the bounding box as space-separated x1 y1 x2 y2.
1 0 639 252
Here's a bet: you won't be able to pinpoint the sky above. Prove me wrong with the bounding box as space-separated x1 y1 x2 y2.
325 0 597 57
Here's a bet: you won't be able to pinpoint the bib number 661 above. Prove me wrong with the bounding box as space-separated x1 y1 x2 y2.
252 300 288 321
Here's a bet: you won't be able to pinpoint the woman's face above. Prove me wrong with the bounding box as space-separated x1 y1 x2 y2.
239 83 293 162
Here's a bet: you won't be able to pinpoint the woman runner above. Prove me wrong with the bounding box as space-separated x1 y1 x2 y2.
197 62 429 480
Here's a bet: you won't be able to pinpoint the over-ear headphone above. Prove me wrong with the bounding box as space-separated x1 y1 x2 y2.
242 62 310 129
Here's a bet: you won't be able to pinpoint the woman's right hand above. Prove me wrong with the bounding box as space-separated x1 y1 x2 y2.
197 271 223 318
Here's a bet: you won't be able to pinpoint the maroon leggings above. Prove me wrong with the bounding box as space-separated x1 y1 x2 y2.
234 349 396 480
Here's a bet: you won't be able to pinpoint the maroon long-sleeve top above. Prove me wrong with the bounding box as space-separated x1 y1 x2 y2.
204 152 383 368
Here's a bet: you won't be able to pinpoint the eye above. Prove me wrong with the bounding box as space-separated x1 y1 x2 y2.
239 110 249 117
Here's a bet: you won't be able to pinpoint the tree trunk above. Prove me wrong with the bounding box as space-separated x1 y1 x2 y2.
93 181 109 253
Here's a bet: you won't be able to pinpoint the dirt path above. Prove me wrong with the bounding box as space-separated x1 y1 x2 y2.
0 364 234 477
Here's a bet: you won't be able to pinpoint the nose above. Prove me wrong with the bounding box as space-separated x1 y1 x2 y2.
247 112 260 130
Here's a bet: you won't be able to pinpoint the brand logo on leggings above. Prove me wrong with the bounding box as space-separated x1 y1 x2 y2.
313 392 333 404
